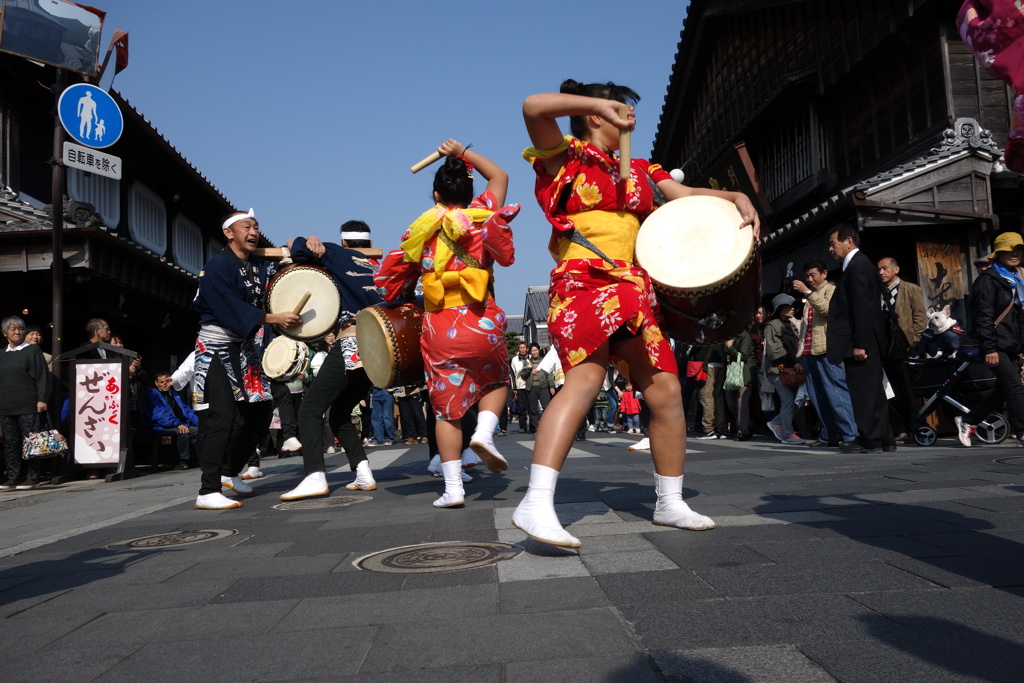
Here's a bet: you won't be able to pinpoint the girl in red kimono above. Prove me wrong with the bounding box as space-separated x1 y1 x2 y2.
512 80 761 548
376 139 518 508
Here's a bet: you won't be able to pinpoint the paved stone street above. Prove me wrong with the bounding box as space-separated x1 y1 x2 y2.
2 430 1024 682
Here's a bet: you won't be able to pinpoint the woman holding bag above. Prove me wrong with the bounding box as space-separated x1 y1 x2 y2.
762 295 805 445
0 315 49 490
723 329 756 441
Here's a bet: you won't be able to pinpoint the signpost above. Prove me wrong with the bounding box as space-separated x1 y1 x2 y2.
57 82 123 149
63 141 122 179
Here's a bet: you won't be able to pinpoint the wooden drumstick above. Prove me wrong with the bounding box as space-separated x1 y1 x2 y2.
410 151 442 174
618 104 631 180
292 291 312 315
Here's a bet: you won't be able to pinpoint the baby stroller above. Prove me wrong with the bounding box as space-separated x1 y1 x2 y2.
905 357 1008 446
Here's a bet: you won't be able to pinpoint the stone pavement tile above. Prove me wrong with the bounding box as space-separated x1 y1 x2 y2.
229 519 330 544
505 654 659 682
620 593 909 651
887 556 1024 589
578 533 659 554
802 516 973 539
498 576 608 615
492 501 619 531
910 529 1024 557
274 584 496 632
494 537 589 582
163 553 348 582
211 570 405 604
47 599 299 650
580 549 678 575
360 608 635 671
645 537 775 569
800 626 1024 683
694 560 937 598
12 577 238 619
427 528 499 543
278 529 434 557
742 536 956 564
6 643 142 681
653 644 835 683
94 625 377 682
849 587 1024 641
597 569 718 605
0 611 100 651
331 664 503 682
399 564 498 590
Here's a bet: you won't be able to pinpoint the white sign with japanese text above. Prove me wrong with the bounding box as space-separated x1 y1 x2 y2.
64 141 122 180
73 361 124 465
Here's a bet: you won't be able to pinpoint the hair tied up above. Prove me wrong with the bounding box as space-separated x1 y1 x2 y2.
559 79 583 95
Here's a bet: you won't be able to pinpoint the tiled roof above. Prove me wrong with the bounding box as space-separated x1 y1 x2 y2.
524 286 550 322
759 118 1005 249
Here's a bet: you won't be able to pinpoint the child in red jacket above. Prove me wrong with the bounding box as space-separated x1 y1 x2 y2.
619 382 641 433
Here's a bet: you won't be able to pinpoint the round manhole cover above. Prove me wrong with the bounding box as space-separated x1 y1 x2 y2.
105 529 237 550
994 456 1024 465
273 496 370 511
354 541 521 574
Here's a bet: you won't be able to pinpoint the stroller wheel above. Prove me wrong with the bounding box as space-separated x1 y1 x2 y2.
975 413 1009 444
913 426 937 447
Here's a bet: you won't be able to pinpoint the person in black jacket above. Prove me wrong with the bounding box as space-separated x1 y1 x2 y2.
960 232 1024 446
826 224 895 453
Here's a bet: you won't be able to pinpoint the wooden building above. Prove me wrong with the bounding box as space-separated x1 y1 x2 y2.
653 0 1023 326
0 52 252 373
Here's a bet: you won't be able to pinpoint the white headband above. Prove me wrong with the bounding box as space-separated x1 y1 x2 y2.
222 208 256 230
341 231 371 241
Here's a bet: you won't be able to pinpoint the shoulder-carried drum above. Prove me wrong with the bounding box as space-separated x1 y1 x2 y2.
262 336 309 382
266 264 342 342
635 195 761 345
356 303 425 389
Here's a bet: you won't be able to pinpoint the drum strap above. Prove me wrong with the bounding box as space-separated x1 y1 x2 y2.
566 229 618 267
437 232 483 270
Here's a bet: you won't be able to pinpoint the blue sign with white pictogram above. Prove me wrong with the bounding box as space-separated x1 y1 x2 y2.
57 84 123 149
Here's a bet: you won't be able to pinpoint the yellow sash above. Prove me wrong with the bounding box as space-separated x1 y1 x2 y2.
421 267 493 312
553 211 640 264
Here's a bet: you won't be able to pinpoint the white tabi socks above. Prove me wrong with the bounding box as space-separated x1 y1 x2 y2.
511 464 581 548
280 471 329 501
345 460 377 491
433 459 466 508
469 410 507 474
652 473 715 530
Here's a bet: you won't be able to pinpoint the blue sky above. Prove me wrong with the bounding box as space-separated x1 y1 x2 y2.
92 0 691 314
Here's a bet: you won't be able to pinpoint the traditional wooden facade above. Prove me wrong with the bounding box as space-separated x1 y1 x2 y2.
0 52 254 372
654 0 1023 327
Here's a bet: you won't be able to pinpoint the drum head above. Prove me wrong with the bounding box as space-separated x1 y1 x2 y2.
356 307 397 389
262 336 307 381
636 196 752 295
267 266 341 341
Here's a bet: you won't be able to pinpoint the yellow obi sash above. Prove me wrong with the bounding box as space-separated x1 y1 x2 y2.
421 267 494 312
552 210 641 264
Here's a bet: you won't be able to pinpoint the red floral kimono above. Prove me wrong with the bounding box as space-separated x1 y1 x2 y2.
375 191 517 420
524 135 677 375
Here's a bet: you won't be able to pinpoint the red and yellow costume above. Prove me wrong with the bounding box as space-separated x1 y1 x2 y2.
375 191 518 420
524 135 677 374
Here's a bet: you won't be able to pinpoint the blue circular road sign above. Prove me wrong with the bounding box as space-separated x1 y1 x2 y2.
58 84 124 149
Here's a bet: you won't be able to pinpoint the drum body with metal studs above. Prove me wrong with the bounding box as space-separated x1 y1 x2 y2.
356 303 425 389
265 264 342 342
635 195 761 345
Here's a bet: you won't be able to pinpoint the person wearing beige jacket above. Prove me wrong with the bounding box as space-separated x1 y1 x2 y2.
791 258 860 450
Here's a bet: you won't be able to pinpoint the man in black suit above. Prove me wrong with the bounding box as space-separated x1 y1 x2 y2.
826 224 895 454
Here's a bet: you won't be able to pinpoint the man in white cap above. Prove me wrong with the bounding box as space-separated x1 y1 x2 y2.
191 209 312 509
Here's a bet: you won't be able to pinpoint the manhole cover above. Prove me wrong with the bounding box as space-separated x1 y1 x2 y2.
994 457 1024 465
354 541 521 574
105 529 237 550
273 496 370 511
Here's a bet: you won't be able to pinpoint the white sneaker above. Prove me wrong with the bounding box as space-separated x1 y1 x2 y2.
326 446 337 454
629 437 651 451
345 460 377 491
240 466 264 480
461 447 480 469
427 454 443 477
587 424 596 432
221 476 254 494
281 437 303 452
280 471 329 501
195 492 242 509
954 416 975 448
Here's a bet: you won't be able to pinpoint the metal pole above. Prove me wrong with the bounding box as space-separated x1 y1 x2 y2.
51 69 65 373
